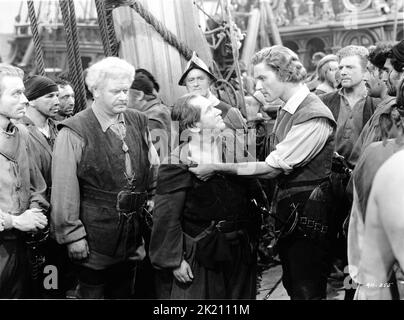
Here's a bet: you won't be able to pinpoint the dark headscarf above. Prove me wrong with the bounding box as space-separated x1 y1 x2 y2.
24 75 58 101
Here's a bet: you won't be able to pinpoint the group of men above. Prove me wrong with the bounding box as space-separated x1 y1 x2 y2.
0 57 160 299
1 37 404 300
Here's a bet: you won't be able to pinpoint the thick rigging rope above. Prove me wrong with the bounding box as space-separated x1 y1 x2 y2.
106 9 119 57
95 0 119 57
105 0 241 109
59 0 87 113
130 0 193 60
27 0 45 76
67 0 87 111
106 0 193 60
95 0 112 57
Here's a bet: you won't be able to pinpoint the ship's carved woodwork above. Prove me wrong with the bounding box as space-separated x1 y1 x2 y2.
341 29 376 46
342 0 372 11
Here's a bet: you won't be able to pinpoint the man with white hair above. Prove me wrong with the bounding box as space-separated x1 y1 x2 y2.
51 57 159 299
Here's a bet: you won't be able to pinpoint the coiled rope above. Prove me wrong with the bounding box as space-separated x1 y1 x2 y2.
27 0 45 76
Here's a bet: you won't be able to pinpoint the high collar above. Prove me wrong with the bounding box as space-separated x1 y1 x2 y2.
281 84 310 115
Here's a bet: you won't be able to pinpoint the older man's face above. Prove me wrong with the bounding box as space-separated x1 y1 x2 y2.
185 69 211 98
97 76 131 116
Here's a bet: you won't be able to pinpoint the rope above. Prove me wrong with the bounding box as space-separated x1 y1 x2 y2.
127 0 193 60
106 9 119 56
59 0 86 113
95 0 112 57
67 0 87 111
27 0 45 76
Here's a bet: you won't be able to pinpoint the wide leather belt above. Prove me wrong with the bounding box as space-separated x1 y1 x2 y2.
81 185 147 214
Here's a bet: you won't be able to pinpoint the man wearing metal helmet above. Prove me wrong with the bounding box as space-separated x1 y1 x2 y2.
179 52 248 162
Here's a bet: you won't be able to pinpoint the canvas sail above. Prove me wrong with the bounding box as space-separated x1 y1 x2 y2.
112 0 213 106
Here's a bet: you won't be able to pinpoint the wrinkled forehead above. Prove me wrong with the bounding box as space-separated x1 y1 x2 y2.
0 75 24 92
339 55 362 67
186 68 210 80
58 84 74 95
103 74 133 88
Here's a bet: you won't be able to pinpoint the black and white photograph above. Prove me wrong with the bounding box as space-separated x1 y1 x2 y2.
0 0 404 313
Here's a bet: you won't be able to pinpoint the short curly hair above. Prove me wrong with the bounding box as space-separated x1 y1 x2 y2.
251 45 307 83
336 45 369 71
85 57 135 93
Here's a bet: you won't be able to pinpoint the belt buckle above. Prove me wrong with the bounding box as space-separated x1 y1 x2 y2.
215 220 226 232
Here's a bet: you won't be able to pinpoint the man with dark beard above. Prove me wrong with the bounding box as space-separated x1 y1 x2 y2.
349 42 396 166
54 78 75 121
347 42 404 299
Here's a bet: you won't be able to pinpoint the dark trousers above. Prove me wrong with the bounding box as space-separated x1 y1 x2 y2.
0 239 30 299
76 262 136 299
278 235 330 300
132 223 156 299
42 239 78 298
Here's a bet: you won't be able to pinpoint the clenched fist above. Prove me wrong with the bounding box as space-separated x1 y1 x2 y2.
67 238 90 261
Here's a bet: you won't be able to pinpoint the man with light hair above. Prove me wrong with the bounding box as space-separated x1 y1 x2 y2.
0 64 49 298
320 45 380 299
51 57 159 299
190 45 336 299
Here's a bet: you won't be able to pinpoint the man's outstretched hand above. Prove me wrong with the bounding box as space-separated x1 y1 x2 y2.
189 163 216 181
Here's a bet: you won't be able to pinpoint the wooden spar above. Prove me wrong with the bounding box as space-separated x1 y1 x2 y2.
221 0 247 116
241 8 260 68
108 0 213 107
262 0 282 45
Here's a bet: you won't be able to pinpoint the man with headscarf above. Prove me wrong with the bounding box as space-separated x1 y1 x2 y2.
128 69 171 298
129 69 171 161
20 75 59 188
18 75 67 297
